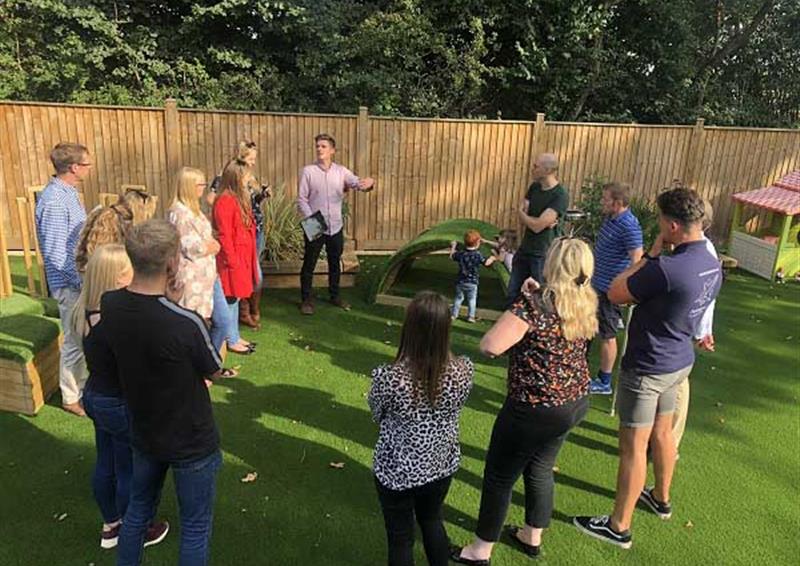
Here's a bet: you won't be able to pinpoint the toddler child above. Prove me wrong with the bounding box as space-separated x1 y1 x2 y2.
450 230 496 322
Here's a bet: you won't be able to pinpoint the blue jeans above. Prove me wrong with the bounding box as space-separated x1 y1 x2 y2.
210 278 239 350
452 282 479 319
255 226 265 283
117 449 222 566
82 387 132 524
506 253 545 308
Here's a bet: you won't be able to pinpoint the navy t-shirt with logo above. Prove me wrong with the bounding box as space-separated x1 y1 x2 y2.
622 240 722 375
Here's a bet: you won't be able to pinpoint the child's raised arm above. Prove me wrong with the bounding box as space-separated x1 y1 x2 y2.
449 240 458 259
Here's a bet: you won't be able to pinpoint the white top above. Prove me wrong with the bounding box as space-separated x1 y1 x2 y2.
695 236 718 339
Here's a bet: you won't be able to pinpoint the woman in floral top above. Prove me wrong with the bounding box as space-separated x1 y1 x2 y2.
167 167 219 319
452 237 598 564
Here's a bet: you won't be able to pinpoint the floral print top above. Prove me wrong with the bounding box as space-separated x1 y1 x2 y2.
168 201 217 319
507 289 590 407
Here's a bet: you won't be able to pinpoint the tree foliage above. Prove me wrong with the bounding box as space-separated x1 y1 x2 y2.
0 0 797 126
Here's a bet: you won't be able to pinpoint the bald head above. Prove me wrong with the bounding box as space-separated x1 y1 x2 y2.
533 152 559 182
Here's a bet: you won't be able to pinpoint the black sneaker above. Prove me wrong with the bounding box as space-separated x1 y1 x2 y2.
639 487 672 519
573 515 632 549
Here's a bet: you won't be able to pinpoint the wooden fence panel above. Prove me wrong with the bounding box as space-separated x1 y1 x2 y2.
1 100 798 250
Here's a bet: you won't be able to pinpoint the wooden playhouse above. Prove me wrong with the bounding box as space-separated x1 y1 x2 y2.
729 171 800 280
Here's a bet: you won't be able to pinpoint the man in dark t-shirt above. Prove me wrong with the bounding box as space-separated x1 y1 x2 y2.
507 153 569 306
105 219 223 566
574 187 721 549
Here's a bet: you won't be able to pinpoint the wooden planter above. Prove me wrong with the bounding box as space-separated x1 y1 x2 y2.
0 333 61 415
261 253 360 289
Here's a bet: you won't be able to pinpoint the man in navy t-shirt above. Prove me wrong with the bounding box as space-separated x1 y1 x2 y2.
589 182 643 395
575 187 721 549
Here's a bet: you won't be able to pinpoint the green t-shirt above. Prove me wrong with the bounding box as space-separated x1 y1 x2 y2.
518 182 569 256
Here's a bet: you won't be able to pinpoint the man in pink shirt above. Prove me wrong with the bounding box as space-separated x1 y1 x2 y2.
297 133 374 314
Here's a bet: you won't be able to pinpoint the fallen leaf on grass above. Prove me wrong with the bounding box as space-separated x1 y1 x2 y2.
329 462 345 469
684 520 694 528
56 513 68 521
304 344 313 351
240 472 258 483
718 417 726 424
383 340 391 345
552 466 560 473
715 402 723 408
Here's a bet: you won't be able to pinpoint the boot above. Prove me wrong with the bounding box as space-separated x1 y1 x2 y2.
249 287 262 324
238 297 259 329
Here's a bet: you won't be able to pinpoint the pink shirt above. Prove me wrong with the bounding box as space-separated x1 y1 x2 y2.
297 161 363 236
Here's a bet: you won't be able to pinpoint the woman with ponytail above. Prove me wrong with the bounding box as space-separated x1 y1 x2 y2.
452 237 598 564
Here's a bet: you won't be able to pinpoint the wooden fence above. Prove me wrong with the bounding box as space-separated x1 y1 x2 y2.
1 100 798 251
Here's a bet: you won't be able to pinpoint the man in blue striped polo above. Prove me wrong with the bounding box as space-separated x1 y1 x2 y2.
589 182 643 395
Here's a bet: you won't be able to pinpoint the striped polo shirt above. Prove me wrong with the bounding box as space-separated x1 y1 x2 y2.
34 176 87 291
591 208 643 293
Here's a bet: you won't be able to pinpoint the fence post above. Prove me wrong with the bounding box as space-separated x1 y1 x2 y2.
685 118 706 187
0 203 12 297
532 113 546 157
164 98 180 189
354 106 370 250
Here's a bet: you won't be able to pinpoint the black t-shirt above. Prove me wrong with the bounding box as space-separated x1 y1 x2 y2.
83 309 123 398
519 182 569 256
101 289 222 461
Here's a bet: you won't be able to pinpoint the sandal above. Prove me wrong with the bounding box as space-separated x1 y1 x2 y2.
505 525 540 557
219 367 239 379
228 346 253 356
449 545 490 565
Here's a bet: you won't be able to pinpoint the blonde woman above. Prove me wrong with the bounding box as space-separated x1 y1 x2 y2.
452 237 598 564
72 245 168 550
75 188 158 273
167 167 219 320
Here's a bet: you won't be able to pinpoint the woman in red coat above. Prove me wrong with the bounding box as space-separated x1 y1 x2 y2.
213 160 261 331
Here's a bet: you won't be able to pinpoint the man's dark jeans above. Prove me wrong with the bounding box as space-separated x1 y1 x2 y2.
300 229 344 301
117 449 222 566
506 253 545 308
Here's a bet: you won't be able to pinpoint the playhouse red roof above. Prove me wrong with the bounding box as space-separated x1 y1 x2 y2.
732 171 800 216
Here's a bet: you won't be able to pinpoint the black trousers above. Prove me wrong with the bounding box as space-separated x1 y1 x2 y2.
475 396 589 541
300 229 344 301
375 474 453 566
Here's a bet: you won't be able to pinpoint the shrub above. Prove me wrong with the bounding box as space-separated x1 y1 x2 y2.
262 184 305 265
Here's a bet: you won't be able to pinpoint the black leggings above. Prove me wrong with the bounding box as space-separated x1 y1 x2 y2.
375 474 453 566
475 396 589 541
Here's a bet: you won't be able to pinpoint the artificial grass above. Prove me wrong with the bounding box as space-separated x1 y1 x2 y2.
368 218 509 302
0 257 798 565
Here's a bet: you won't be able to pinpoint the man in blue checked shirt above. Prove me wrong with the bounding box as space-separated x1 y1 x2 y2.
35 143 90 416
589 182 643 395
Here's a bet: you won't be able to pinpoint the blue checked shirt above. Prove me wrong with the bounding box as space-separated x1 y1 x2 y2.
34 177 86 290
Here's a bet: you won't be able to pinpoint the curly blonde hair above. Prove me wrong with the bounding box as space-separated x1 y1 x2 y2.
75 190 156 272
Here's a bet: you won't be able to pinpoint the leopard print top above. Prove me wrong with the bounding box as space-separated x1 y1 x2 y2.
369 356 474 490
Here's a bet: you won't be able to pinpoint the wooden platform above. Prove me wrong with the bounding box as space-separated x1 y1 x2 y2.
262 254 360 289
0 334 61 415
375 293 503 321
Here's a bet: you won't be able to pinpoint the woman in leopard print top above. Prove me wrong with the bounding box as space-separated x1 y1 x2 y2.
369 291 473 566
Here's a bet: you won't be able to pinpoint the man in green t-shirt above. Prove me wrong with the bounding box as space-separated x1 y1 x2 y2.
506 153 569 305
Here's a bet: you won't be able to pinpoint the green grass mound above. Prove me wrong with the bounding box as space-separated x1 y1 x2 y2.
0 314 61 363
0 294 46 318
368 218 509 303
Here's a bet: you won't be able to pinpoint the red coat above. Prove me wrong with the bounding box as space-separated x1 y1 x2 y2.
213 193 259 299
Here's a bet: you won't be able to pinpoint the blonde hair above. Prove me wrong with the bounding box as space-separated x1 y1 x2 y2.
541 238 598 341
71 244 132 341
74 190 157 273
171 167 205 218
236 139 257 164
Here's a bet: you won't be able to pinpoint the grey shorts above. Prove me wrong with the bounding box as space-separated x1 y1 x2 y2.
617 365 693 428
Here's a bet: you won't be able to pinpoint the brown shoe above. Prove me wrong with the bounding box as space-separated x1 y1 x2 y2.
330 297 351 311
238 298 259 329
249 288 262 324
300 299 315 315
63 402 86 417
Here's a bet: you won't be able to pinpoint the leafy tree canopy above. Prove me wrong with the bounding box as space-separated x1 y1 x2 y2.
0 0 797 126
